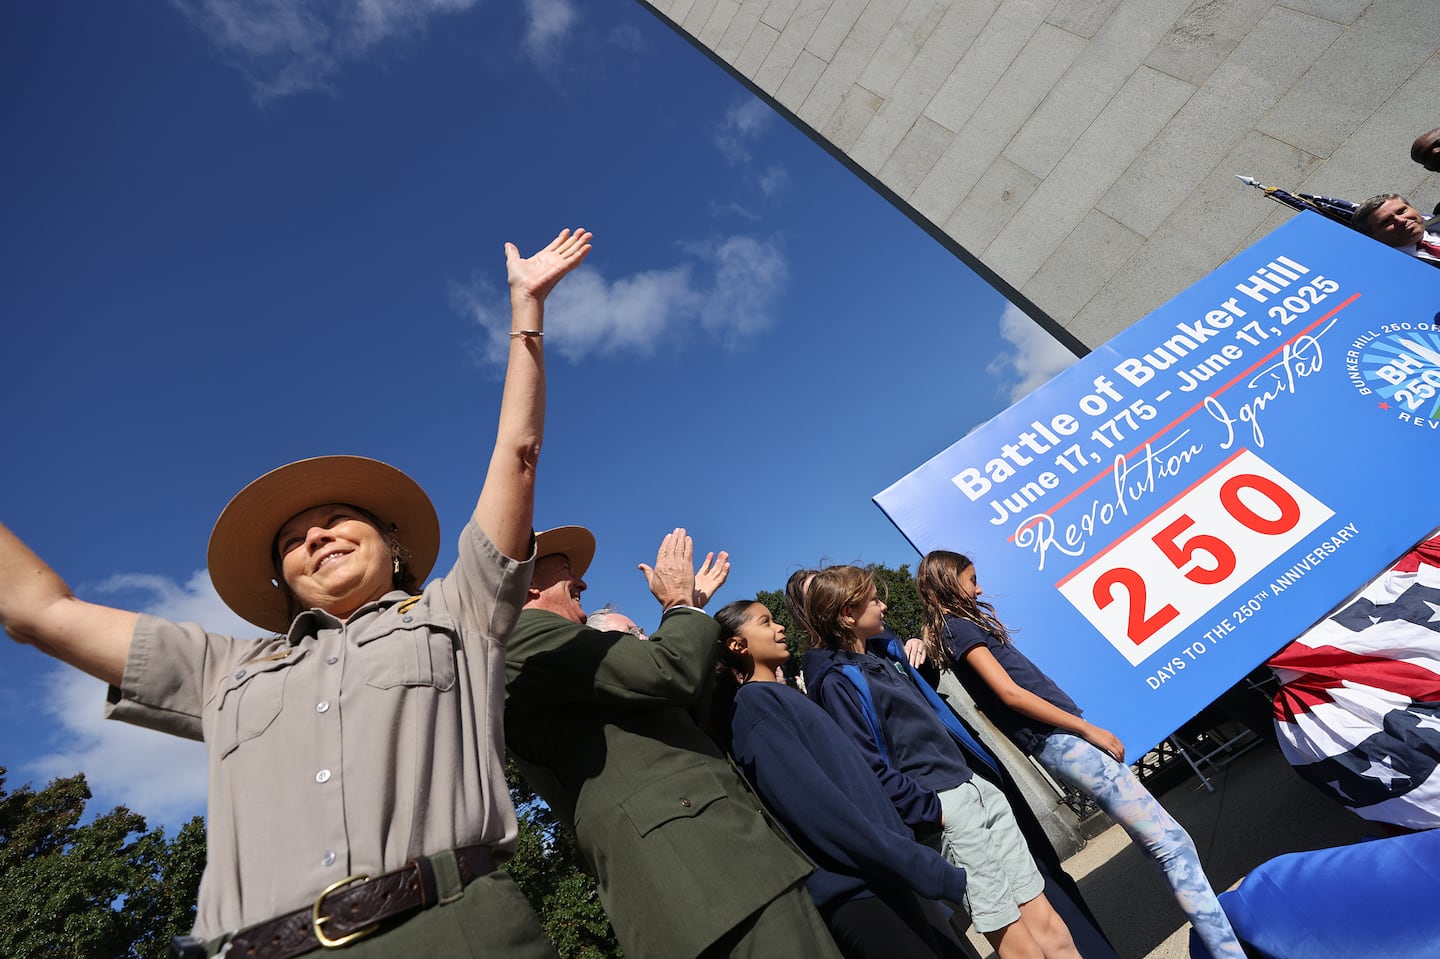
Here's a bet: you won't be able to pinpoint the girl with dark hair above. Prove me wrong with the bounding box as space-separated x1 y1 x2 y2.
710 599 975 959
801 567 1081 959
916 550 1244 959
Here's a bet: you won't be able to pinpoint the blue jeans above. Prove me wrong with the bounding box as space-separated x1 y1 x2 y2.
1034 732 1244 959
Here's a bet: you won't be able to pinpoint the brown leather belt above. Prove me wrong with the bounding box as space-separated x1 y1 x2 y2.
223 845 497 959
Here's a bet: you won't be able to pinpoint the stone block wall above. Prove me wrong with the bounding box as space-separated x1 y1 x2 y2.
642 0 1439 351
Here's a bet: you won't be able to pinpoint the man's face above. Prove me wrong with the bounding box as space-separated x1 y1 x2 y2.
1413 129 1440 173
529 553 587 623
1367 198 1426 247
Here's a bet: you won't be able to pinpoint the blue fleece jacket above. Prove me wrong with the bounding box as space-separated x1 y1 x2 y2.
729 681 969 910
802 644 974 836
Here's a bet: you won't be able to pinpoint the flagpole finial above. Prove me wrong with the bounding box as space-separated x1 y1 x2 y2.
1236 175 1261 188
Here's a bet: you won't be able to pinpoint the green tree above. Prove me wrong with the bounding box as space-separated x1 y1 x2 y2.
128 816 207 959
0 768 206 959
871 563 923 641
504 757 621 958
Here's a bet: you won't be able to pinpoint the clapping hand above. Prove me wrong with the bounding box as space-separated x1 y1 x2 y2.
637 528 697 611
693 551 730 609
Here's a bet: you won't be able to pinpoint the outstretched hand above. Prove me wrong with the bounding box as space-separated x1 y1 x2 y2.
693 551 730 609
637 528 696 611
506 227 592 304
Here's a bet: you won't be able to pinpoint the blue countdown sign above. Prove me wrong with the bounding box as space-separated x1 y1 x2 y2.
876 213 1440 758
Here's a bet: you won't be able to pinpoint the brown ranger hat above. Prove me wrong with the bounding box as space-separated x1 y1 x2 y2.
534 525 596 578
208 455 440 634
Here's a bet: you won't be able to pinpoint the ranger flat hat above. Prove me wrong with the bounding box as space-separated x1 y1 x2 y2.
208 455 440 633
534 525 596 578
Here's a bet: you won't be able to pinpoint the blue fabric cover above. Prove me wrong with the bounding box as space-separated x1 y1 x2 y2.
1194 829 1440 959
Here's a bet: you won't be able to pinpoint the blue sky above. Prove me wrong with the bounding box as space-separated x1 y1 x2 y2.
0 0 1074 829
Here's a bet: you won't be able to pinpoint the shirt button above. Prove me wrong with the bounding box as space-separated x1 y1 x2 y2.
234 669 246 680
402 615 414 623
680 798 692 808
316 702 330 713
315 769 331 784
322 850 336 867
326 657 339 665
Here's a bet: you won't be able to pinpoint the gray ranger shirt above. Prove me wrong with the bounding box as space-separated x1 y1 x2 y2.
107 519 532 939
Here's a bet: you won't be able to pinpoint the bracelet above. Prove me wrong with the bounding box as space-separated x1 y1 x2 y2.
509 330 544 338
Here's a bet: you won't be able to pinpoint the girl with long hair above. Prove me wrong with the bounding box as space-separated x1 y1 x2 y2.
915 550 1245 959
801 566 1081 959
709 598 974 959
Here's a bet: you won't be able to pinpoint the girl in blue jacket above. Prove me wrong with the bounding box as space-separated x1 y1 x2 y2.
801 566 1081 959
710 598 974 959
915 550 1244 959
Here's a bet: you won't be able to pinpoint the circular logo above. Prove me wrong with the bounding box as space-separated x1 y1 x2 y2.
1345 324 1440 424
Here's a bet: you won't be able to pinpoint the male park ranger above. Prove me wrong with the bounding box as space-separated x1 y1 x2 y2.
504 526 842 958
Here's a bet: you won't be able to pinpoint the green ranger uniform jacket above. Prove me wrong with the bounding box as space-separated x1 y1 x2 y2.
504 606 812 958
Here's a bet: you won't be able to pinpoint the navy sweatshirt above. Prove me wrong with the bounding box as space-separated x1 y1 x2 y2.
941 616 1083 755
802 645 974 836
729 681 969 910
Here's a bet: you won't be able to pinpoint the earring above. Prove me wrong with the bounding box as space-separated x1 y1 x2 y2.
393 557 401 575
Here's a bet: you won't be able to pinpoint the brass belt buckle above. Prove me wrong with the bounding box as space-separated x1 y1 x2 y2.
312 874 379 948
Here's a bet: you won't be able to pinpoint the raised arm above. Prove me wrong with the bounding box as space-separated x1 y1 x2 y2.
0 521 137 687
509 529 723 707
474 227 592 560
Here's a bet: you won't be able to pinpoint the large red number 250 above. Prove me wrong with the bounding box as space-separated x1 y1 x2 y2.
1091 472 1302 645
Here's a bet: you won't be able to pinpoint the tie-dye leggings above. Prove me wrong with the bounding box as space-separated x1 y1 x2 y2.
1033 732 1245 959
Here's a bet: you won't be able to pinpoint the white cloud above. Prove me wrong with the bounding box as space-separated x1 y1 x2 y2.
170 0 480 100
709 199 762 222
522 0 579 66
94 570 256 634
758 165 790 198
25 670 208 829
708 100 790 221
987 303 1079 402
454 234 789 365
690 235 789 347
713 98 774 165
19 571 254 829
